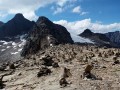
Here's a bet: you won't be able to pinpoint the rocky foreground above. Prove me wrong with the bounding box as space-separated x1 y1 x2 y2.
0 44 120 90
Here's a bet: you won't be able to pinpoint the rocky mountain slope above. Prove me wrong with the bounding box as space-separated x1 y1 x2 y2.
21 16 74 56
0 44 120 90
105 31 120 45
0 14 35 63
0 13 34 39
0 35 26 64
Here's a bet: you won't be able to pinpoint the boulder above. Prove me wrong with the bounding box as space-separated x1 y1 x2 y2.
37 67 51 77
59 78 68 87
40 55 54 66
83 64 93 79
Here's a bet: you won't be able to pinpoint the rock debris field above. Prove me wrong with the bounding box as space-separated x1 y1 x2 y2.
0 44 120 90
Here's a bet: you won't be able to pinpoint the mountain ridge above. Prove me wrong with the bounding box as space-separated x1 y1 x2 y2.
21 16 74 56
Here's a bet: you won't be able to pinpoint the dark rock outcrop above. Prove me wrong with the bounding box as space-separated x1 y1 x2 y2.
0 13 34 39
59 78 68 87
21 16 74 56
83 64 93 79
40 55 54 66
80 29 93 37
37 66 51 77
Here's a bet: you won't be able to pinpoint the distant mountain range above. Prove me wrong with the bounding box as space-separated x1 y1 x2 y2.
79 29 120 47
0 13 120 63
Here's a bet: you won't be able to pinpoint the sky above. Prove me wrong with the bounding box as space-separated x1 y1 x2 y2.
0 0 120 36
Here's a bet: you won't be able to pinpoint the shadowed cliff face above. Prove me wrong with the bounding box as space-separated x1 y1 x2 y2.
105 31 120 45
0 13 35 63
21 16 74 56
0 21 4 27
0 13 35 39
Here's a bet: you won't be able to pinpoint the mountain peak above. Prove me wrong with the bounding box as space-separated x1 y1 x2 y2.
83 29 93 34
0 13 34 38
14 13 24 20
36 16 53 25
37 16 49 21
80 29 93 37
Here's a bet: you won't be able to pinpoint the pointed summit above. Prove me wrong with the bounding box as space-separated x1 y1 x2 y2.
36 16 53 26
83 29 93 34
13 13 25 20
37 16 49 22
14 13 24 18
80 29 93 37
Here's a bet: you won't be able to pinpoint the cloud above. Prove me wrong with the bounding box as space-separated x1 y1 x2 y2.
57 0 68 7
0 11 7 18
72 6 81 13
0 0 77 20
53 7 64 14
54 19 120 42
0 0 57 20
80 12 88 15
52 0 77 14
72 6 88 15
57 0 77 7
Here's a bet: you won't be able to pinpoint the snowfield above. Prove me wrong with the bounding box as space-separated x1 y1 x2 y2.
71 34 94 43
0 34 26 63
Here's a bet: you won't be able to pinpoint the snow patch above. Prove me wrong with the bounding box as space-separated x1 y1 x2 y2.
18 48 22 52
47 36 50 40
0 40 11 44
12 42 17 46
0 40 6 43
18 44 22 48
6 46 11 49
19 39 26 47
13 46 17 48
50 44 53 47
1 49 6 52
11 52 19 55
3 41 8 45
